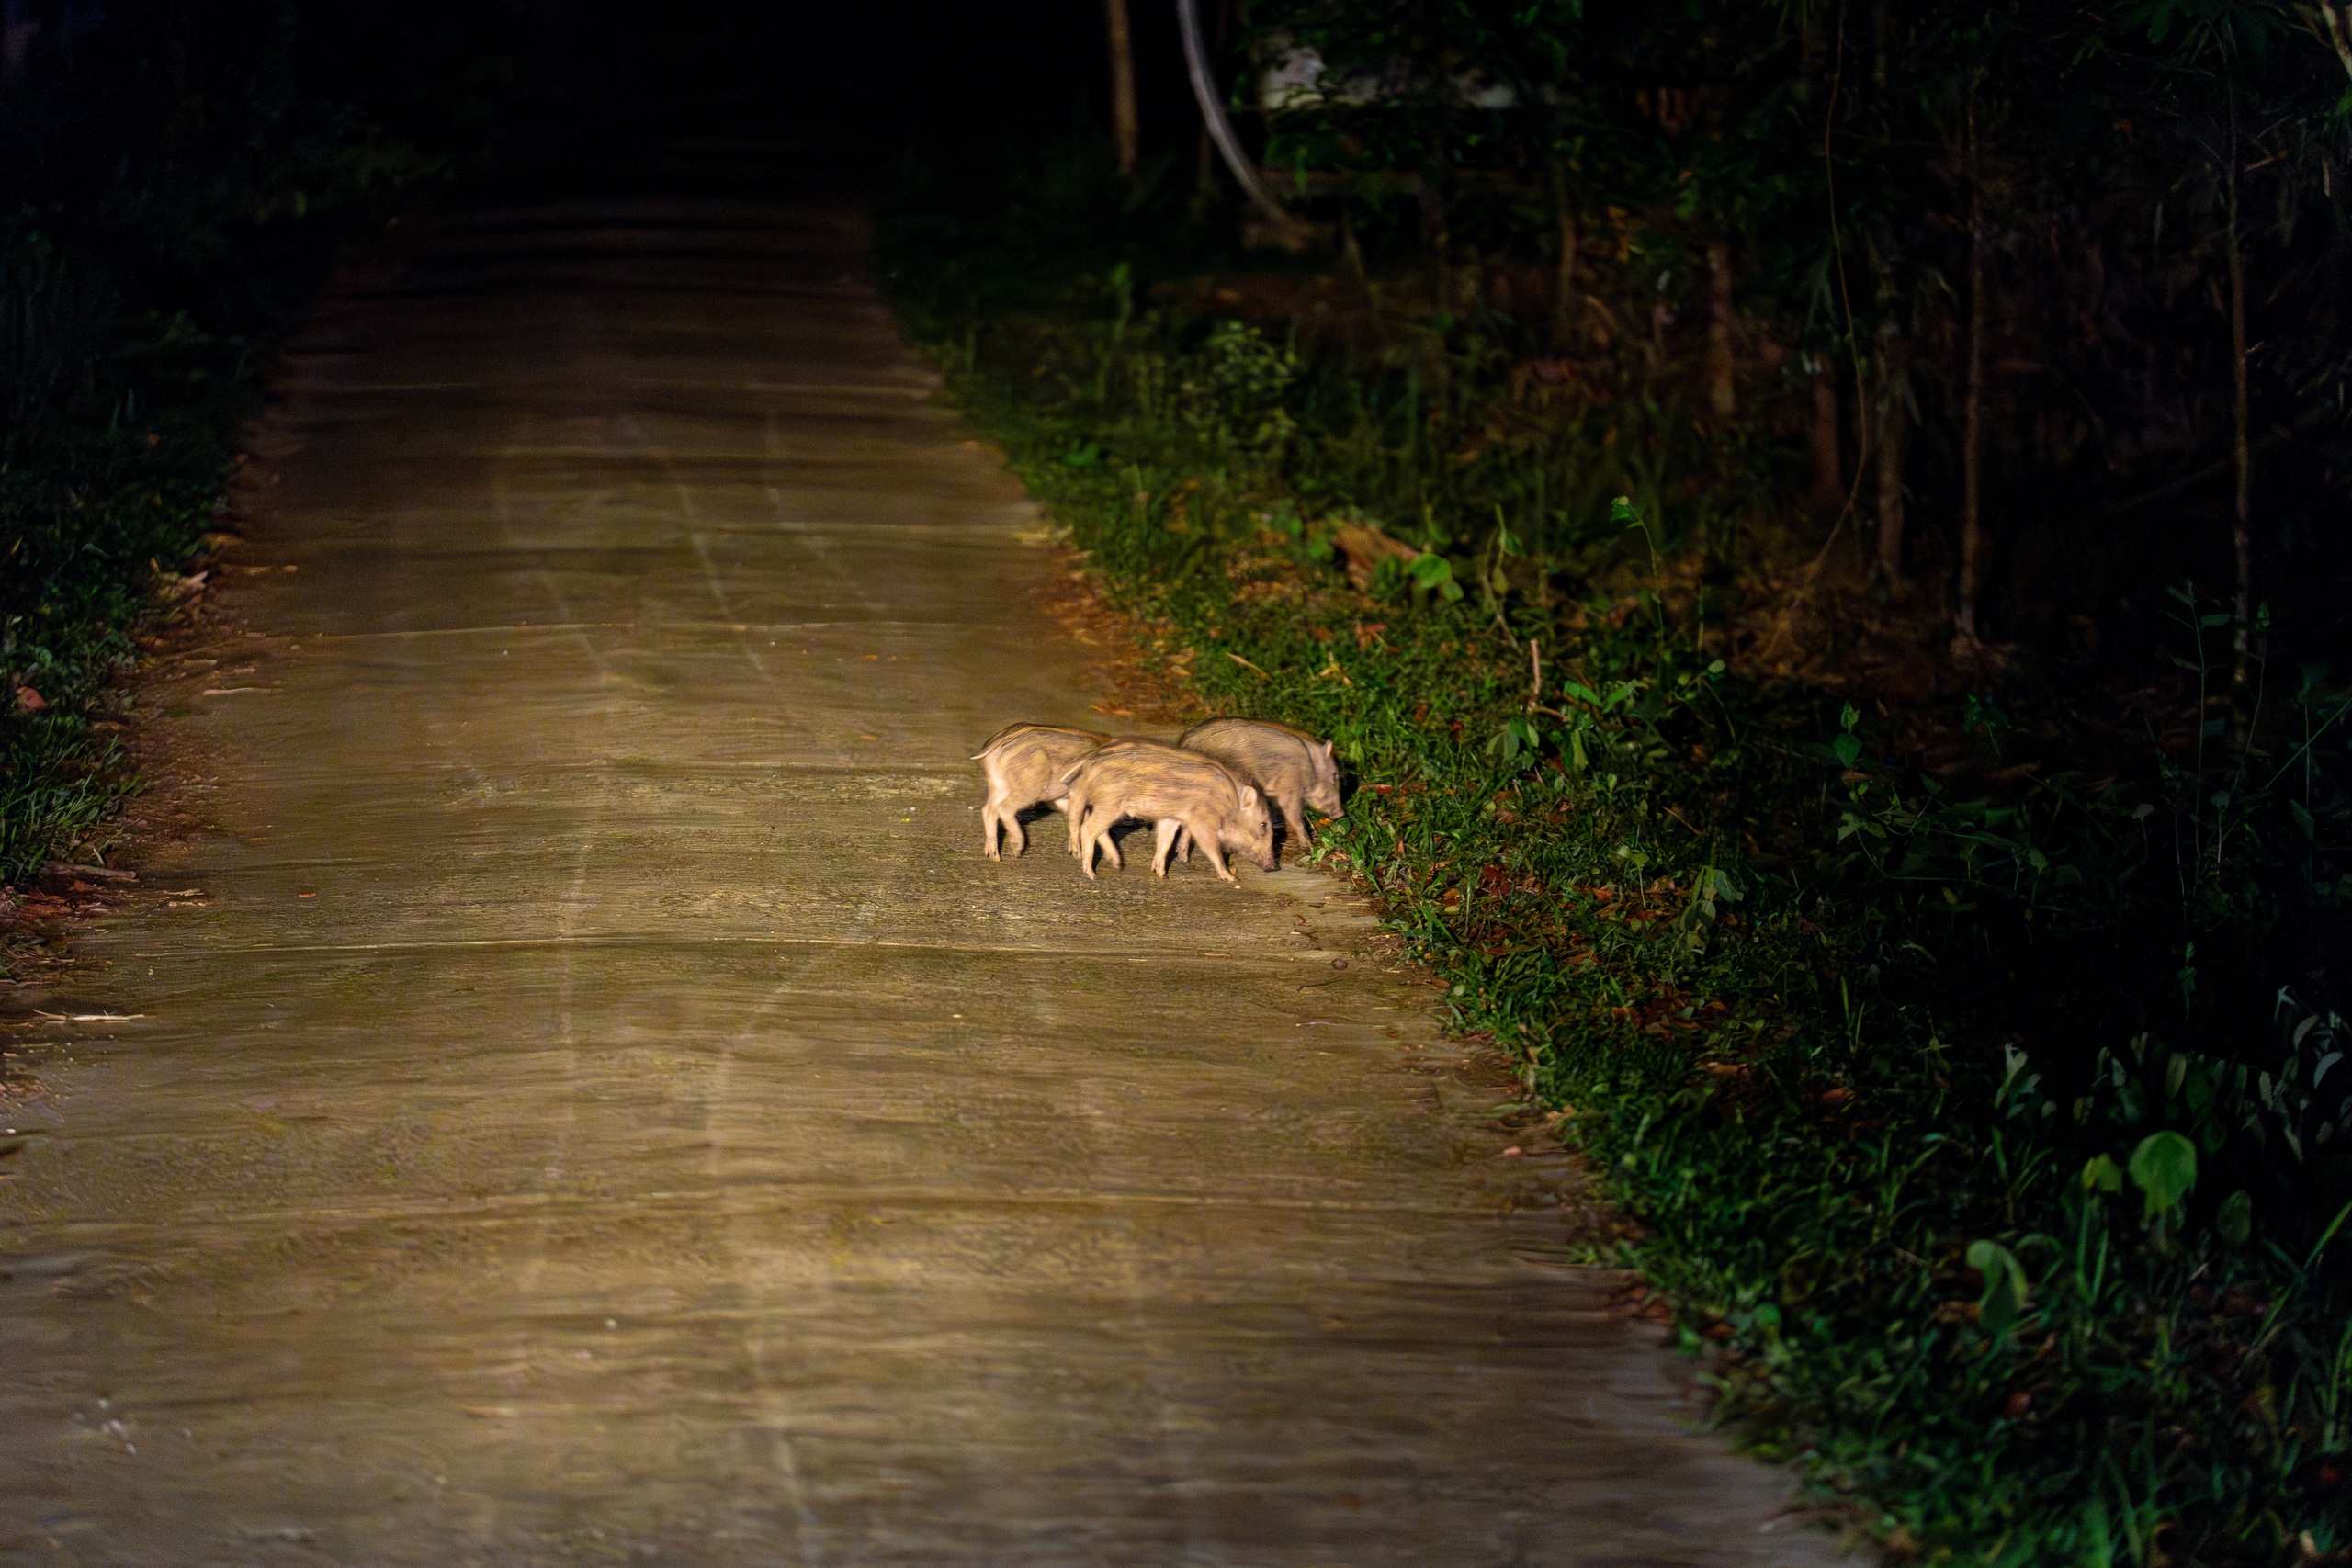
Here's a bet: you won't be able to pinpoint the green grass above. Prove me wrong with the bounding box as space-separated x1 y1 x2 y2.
0 421 236 880
879 151 2352 1565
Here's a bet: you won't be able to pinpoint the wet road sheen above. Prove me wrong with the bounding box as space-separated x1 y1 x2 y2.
0 144 1845 1565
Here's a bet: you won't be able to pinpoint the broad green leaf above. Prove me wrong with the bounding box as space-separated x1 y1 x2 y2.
1966 1240 2027 1337
2216 1189 2254 1247
1407 552 1464 601
2128 1131 2197 1217
2082 1154 2123 1193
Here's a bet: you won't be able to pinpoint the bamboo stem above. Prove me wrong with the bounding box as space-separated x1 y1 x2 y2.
1551 162 1577 351
2227 113 2255 703
1176 0 1305 238
1808 364 1843 510
1874 355 1908 587
1958 100 1987 638
1705 242 1736 417
1104 0 1138 176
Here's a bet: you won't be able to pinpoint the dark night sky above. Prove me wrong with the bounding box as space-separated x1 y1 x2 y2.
598 0 1198 156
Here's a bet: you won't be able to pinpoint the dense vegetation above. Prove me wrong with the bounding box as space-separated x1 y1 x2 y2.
879 3 2352 1558
1242 0 2352 672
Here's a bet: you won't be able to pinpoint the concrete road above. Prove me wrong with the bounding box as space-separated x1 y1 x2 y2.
0 141 1844 1566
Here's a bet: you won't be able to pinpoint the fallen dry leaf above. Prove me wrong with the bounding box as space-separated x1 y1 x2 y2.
1330 524 1419 592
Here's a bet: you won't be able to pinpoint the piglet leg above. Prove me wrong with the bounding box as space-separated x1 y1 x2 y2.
1151 818 1185 876
1186 814 1237 882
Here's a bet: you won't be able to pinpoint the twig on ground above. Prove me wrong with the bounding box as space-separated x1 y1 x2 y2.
40 863 135 882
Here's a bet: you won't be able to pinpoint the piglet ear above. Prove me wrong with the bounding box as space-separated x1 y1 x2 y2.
1238 784 1261 807
1320 739 1335 759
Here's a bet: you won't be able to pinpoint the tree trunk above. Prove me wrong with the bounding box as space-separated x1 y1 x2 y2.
1418 184 1452 308
1104 0 1138 177
1550 163 1577 350
1340 205 1371 298
1874 359 1908 587
1871 0 1890 98
1870 239 1905 586
1957 107 1988 640
1704 242 1736 417
1808 363 1844 510
2227 139 2254 703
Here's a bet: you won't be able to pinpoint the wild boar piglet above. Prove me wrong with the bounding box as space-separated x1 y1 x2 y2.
972 722 1113 860
1059 739 1276 883
1178 716 1344 853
